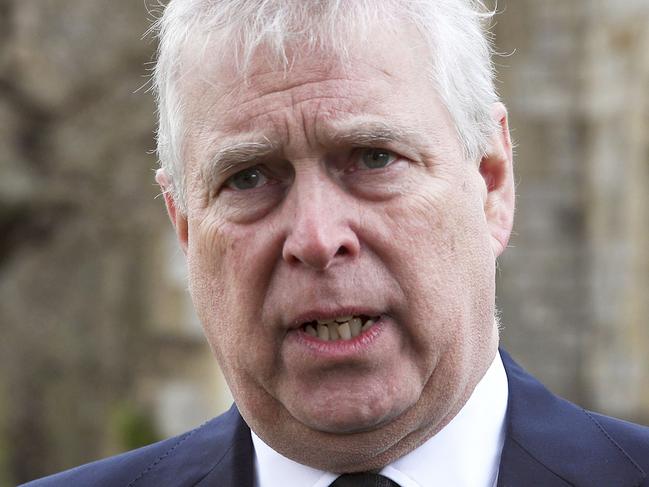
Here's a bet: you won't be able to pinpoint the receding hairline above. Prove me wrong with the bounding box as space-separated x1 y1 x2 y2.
171 9 427 95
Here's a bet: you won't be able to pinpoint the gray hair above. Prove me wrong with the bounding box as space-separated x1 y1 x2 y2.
151 0 499 213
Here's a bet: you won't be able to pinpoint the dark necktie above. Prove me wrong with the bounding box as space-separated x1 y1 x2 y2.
329 472 401 487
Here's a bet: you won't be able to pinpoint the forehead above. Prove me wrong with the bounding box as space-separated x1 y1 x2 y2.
179 23 457 160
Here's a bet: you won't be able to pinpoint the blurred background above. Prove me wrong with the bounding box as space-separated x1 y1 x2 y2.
0 0 647 484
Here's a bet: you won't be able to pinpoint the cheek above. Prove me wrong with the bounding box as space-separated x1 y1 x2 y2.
189 207 263 292
187 211 284 370
376 178 493 326
187 214 230 314
192 215 229 263
186 213 246 354
393 174 489 258
380 187 462 274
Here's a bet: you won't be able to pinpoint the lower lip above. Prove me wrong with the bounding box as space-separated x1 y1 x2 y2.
289 316 386 358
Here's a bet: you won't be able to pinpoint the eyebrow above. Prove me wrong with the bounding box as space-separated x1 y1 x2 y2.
200 121 425 186
328 120 424 148
201 137 277 185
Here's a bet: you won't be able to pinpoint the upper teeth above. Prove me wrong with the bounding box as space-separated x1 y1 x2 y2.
304 316 376 341
317 316 352 324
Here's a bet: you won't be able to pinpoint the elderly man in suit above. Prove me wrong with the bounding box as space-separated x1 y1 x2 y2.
25 0 649 486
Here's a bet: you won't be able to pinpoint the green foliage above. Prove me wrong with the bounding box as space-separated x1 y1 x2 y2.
111 403 160 451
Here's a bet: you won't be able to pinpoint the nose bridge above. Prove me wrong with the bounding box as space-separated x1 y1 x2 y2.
293 169 336 231
282 168 359 270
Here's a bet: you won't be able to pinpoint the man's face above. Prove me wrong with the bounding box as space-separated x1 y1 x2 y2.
164 25 513 472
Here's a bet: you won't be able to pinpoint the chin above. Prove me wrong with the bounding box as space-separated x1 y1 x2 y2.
306 415 387 435
293 398 410 435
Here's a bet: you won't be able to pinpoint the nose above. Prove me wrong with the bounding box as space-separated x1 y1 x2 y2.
281 177 360 271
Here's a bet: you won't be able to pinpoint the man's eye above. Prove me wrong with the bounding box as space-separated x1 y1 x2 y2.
358 148 397 169
225 167 268 191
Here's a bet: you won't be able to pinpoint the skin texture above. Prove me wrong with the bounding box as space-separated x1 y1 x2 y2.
158 25 514 473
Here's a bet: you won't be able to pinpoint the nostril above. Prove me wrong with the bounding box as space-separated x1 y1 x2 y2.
286 253 301 265
282 231 359 270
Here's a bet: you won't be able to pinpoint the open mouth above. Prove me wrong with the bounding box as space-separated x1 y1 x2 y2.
301 315 379 341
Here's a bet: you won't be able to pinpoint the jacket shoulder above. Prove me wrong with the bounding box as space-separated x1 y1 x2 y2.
587 410 649 471
499 348 649 486
21 430 195 487
21 405 248 487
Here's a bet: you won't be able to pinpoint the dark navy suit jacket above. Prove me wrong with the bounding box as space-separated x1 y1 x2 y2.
23 350 649 486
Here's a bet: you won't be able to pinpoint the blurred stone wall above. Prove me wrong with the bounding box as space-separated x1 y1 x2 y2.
495 0 649 423
0 1 225 484
0 0 647 484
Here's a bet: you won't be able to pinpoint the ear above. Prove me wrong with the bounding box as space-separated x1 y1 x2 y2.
156 169 189 255
480 103 515 258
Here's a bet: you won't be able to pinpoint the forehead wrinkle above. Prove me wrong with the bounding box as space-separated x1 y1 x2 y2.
250 76 356 103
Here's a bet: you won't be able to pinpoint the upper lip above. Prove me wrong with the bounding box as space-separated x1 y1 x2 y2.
286 307 384 329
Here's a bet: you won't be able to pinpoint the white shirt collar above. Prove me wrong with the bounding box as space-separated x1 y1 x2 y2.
252 352 509 487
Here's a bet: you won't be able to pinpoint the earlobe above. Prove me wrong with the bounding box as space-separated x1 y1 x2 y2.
480 103 515 258
155 169 189 254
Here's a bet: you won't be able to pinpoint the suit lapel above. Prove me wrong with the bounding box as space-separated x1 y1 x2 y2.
194 407 254 487
196 406 254 487
498 349 645 487
497 439 572 487
134 404 254 487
